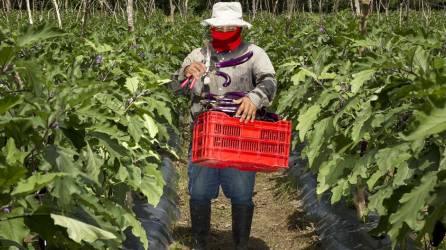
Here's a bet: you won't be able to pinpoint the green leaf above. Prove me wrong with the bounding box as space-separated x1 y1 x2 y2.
291 68 316 85
352 39 379 48
306 117 334 168
413 46 428 73
296 105 321 142
393 163 414 187
50 214 117 244
127 166 142 188
143 114 158 138
125 77 139 94
440 148 446 171
17 24 65 47
2 138 26 166
15 60 44 95
318 72 337 80
76 194 147 249
83 144 103 184
0 165 27 193
12 172 66 195
91 123 129 142
140 164 165 206
94 93 125 116
0 46 15 68
317 90 339 109
388 172 438 241
84 39 113 53
368 186 394 215
43 146 80 175
291 70 307 85
0 216 30 244
0 95 23 114
276 85 306 113
367 144 411 190
331 179 349 203
350 69 376 94
145 97 173 124
351 102 372 142
116 165 129 182
140 176 163 206
127 116 144 144
122 213 148 249
90 132 129 158
403 106 446 141
347 150 375 185
52 176 80 207
316 154 346 195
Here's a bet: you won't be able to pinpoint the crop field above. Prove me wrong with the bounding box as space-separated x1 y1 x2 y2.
1 1 446 249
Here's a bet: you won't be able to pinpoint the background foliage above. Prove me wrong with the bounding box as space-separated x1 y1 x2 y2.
1 1 446 249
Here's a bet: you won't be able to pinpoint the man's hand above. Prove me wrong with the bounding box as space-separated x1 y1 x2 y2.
234 97 257 123
185 62 206 79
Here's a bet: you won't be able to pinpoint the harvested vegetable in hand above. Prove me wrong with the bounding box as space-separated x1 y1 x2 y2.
179 52 254 90
200 91 281 121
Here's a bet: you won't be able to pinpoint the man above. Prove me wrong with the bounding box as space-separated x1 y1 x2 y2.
174 2 277 250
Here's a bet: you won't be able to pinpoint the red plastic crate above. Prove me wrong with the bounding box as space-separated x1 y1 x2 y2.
192 111 292 172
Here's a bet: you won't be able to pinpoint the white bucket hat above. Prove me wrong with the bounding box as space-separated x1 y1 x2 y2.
201 2 252 29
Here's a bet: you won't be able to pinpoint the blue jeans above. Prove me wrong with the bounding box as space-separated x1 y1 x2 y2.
188 158 256 207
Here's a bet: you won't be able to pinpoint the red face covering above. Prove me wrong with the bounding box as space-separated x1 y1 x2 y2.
211 27 242 53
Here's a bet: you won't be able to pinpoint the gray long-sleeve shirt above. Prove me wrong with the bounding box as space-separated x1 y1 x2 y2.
172 41 277 118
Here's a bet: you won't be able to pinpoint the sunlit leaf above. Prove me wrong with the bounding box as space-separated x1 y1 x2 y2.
403 106 446 141
350 69 376 94
296 105 321 141
125 76 139 94
143 114 158 138
12 173 66 195
51 214 117 243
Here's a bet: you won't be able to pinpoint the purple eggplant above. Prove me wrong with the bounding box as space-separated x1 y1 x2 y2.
217 71 231 87
216 51 254 68
95 55 103 64
224 91 247 99
211 104 240 109
211 105 238 110
319 26 326 33
210 108 237 114
213 97 235 102
264 113 280 121
205 100 239 106
201 100 240 107
217 101 239 106
208 51 254 88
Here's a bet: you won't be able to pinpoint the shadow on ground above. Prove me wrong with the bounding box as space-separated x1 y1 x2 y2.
287 210 314 231
173 226 269 250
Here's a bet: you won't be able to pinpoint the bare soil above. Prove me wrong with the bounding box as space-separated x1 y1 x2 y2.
170 161 320 250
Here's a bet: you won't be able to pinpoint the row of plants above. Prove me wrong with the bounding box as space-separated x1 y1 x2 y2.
275 11 446 248
0 13 201 249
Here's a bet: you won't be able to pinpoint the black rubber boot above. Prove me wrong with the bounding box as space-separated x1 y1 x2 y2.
232 204 254 250
190 201 211 250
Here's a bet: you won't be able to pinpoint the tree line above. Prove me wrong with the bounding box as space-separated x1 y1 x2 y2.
2 0 446 17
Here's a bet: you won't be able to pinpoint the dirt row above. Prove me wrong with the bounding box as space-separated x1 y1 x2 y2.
170 163 321 250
